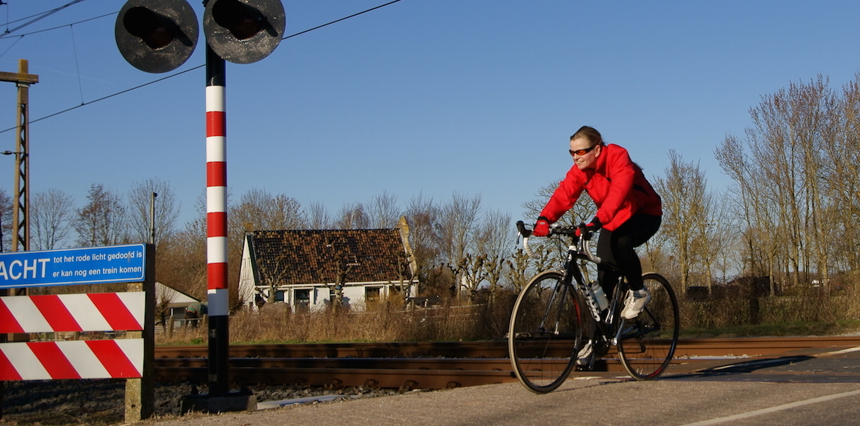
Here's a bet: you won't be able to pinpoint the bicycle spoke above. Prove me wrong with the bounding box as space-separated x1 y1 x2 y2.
617 273 679 380
509 271 583 393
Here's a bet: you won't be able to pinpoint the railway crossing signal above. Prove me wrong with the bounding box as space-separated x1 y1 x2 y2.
115 0 284 71
204 0 285 64
115 0 286 412
115 0 199 73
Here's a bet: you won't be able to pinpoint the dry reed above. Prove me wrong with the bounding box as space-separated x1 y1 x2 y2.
157 282 860 345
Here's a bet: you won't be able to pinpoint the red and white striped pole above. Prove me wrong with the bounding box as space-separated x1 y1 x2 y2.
205 43 229 396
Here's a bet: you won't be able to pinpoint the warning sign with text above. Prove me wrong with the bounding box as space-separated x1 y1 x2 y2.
0 244 146 289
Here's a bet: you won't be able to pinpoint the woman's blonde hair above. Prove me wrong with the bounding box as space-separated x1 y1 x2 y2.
570 126 604 146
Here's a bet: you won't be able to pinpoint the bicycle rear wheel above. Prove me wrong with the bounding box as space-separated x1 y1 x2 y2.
509 271 584 393
617 272 680 380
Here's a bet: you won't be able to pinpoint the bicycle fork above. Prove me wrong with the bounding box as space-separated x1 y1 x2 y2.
539 280 570 336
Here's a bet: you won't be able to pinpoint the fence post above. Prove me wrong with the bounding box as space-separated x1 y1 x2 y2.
125 243 156 421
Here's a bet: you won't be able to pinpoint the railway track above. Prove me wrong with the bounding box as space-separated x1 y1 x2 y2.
153 336 860 390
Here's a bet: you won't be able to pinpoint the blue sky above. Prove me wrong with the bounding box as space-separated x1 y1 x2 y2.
0 0 859 230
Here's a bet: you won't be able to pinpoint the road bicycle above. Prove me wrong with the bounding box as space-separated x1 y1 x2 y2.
508 221 680 393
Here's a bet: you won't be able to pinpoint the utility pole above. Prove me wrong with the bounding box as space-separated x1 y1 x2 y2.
0 59 38 255
0 58 37 420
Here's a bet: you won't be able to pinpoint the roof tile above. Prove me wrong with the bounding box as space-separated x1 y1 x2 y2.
250 229 410 285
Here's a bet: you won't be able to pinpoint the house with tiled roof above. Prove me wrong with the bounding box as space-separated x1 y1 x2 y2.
238 217 418 312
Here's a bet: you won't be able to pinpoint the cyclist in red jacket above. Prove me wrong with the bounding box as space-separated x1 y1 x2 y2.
533 126 662 362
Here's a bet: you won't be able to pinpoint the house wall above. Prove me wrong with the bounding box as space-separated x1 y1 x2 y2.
254 283 405 313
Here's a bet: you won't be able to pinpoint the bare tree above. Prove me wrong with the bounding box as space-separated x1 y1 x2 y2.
404 194 441 294
653 151 711 290
127 178 180 245
822 73 860 277
314 238 360 312
522 181 595 227
305 201 332 229
0 189 11 252
718 76 839 292
229 188 305 262
230 188 305 231
457 253 489 301
383 245 417 301
472 209 514 292
329 259 358 312
157 193 208 300
73 184 127 247
716 135 778 284
437 193 481 299
437 193 481 266
31 189 75 250
367 191 401 229
522 181 595 266
707 189 741 284
504 248 531 293
256 251 291 304
335 202 370 229
156 284 178 330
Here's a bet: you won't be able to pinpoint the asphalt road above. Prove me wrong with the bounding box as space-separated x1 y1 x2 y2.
142 344 860 426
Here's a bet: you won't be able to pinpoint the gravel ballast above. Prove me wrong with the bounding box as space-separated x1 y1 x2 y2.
1 380 400 425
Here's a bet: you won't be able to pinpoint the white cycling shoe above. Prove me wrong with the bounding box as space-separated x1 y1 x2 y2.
576 340 593 366
621 288 651 319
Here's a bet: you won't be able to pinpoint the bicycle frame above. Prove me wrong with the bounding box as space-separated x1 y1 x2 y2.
518 222 633 357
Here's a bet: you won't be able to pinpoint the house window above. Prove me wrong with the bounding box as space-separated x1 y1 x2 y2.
274 290 285 303
295 289 311 310
365 286 381 302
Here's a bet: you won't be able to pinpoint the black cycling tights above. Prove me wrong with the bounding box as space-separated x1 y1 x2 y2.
597 214 662 296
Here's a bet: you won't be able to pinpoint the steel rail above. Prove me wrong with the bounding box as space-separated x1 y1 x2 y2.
156 336 860 358
152 336 860 389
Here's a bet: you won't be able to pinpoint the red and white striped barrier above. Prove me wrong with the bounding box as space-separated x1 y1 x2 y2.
0 293 144 333
0 292 145 381
0 340 143 380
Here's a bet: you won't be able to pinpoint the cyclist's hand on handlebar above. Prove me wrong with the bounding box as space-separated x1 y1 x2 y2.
575 217 602 239
533 216 550 237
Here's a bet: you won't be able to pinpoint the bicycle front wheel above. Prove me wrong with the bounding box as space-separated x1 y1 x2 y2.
508 271 584 393
617 272 680 380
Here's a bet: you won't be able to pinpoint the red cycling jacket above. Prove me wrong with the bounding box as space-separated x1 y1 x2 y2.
539 143 662 231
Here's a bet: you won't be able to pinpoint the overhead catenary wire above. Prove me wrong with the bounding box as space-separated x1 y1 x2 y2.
0 0 404 135
0 11 114 43
16 65 203 126
0 0 87 38
2 0 84 29
283 0 401 41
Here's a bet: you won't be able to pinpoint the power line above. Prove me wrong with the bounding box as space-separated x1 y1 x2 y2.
25 65 203 126
0 11 114 42
0 0 87 38
2 0 81 27
283 0 402 41
0 0 404 136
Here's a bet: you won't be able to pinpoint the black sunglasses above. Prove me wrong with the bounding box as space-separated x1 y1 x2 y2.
569 144 599 156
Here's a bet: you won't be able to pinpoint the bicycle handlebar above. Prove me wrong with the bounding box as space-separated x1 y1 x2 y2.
516 220 602 264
